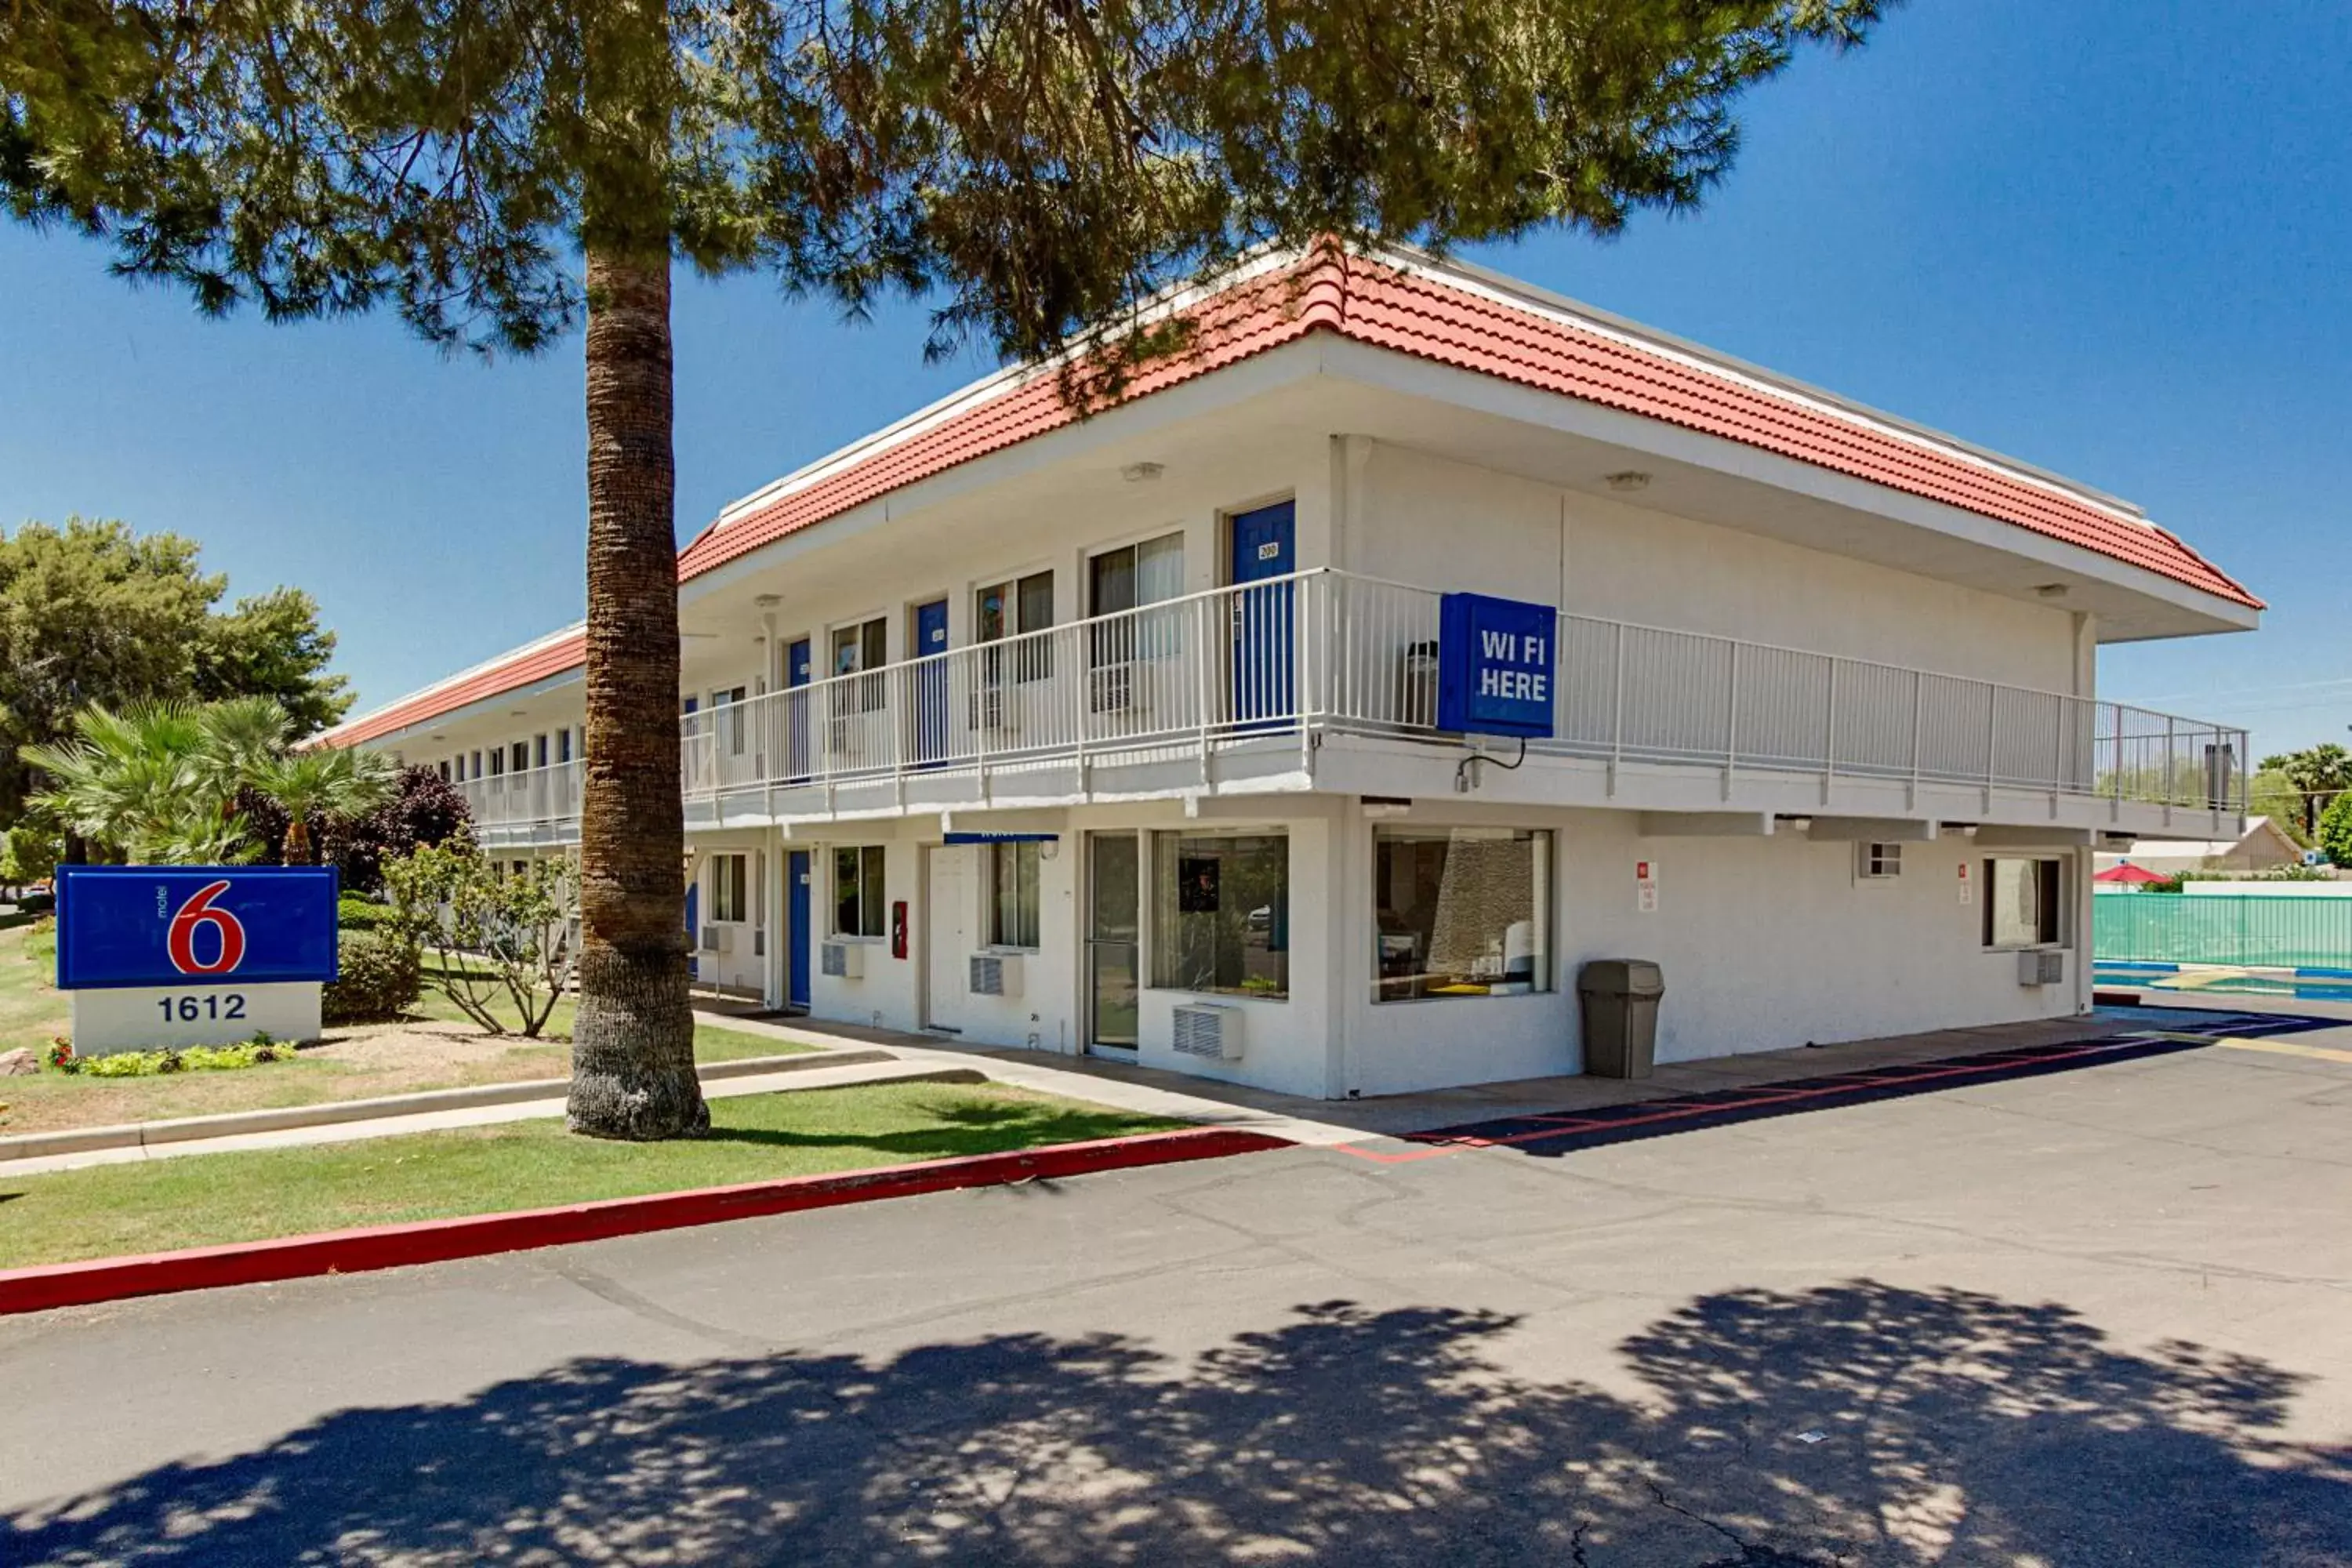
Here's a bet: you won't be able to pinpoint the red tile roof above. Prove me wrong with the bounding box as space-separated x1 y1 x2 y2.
331 629 585 747
334 245 2256 744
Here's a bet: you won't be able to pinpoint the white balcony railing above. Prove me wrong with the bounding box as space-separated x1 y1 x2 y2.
459 569 2249 836
458 760 582 837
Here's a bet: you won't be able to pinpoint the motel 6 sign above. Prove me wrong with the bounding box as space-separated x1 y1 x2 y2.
56 865 339 1054
1437 592 1559 740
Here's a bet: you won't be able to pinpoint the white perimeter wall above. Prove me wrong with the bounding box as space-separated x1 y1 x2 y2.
797 799 2085 1102
1345 441 2083 692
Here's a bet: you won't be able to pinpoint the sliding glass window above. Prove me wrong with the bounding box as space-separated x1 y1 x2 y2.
1152 832 1287 999
1374 828 1551 1002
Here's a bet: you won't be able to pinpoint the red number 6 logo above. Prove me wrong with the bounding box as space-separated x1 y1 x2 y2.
167 880 248 976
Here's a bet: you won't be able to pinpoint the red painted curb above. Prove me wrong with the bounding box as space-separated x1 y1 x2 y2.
0 1126 1290 1316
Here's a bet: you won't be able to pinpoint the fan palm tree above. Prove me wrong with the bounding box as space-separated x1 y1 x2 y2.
2260 744 2352 839
248 746 396 864
192 698 296 811
22 702 235 865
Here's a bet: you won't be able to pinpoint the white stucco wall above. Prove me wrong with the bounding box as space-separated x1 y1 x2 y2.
1338 805 2082 1098
1345 442 2082 693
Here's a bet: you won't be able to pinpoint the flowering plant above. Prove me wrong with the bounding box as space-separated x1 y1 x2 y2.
45 1036 77 1073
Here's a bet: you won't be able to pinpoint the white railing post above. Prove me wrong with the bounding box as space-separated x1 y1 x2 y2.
1195 593 1214 786
1983 684 1998 808
1608 622 1626 797
1821 657 1838 805
1908 669 1923 810
1722 640 1740 800
1297 572 1316 777
2165 713 2177 818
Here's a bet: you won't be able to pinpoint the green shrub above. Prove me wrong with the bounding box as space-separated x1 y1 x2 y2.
338 895 402 933
2317 790 2352 869
323 927 423 1024
52 1036 293 1077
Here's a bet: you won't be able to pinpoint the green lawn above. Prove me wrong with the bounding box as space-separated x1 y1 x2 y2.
0 1080 1180 1267
0 917 66 1054
0 924 808 1134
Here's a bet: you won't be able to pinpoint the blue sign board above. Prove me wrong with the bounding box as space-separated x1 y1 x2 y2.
55 866 340 991
1437 593 1559 739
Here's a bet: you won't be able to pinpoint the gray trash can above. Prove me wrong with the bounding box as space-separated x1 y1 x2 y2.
1578 959 1664 1079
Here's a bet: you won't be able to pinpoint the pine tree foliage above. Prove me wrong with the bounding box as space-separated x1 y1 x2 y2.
2 0 1884 368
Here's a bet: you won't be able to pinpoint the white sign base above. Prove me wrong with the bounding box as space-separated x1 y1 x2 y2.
71 982 325 1055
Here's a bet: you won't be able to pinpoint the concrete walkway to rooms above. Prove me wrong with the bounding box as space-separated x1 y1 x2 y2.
16 995 2343 1181
702 998 2352 1145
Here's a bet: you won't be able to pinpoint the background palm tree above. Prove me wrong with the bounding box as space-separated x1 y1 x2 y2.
22 702 232 865
248 747 396 864
2259 744 2352 839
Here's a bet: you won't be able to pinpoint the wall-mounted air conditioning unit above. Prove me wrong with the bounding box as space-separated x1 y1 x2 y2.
2017 949 2065 987
1091 662 1141 716
822 940 866 980
973 684 1014 734
1172 1002 1244 1061
969 953 1025 999
699 924 720 953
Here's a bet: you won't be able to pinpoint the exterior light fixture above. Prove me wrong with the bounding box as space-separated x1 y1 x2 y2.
2034 583 2069 600
1122 462 1165 483
1604 470 1651 492
754 593 782 607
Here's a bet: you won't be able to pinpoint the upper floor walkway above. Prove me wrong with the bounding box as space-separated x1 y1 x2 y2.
459 568 2247 850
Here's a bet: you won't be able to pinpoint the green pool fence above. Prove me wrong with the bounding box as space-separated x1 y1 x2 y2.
2094 894 2352 970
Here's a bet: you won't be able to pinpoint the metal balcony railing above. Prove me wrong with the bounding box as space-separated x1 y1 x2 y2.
456 760 582 835
458 569 2249 833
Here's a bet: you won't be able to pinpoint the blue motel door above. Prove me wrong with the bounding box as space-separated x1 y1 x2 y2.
913 598 949 767
787 849 811 1011
684 879 699 981
1229 501 1295 727
785 637 812 782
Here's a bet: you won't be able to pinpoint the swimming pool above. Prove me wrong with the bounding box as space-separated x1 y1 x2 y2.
2095 960 2352 1003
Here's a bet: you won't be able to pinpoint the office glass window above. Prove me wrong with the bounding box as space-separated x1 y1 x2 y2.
1152 832 1288 999
711 854 750 924
831 618 887 676
988 841 1043 950
977 570 1054 682
832 618 889 713
1374 828 1551 1002
1984 858 2063 948
833 844 888 938
713 684 749 754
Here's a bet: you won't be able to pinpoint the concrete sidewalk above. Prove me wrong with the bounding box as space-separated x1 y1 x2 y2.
0 1056 985 1177
13 996 2339 1182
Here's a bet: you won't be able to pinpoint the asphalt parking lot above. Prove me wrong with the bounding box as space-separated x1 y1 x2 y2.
6 1011 2352 1566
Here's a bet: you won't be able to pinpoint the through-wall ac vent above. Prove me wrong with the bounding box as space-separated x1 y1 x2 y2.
969 952 1024 999
821 941 866 980
1171 1002 1244 1061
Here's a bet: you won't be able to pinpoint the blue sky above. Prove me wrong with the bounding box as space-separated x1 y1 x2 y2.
2 0 2346 757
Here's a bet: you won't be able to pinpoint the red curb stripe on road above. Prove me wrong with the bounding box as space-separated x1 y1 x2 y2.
0 1127 1291 1317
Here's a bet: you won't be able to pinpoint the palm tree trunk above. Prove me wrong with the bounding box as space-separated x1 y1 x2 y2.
567 241 708 1140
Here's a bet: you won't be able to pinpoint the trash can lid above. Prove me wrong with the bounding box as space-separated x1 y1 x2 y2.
1578 958 1664 994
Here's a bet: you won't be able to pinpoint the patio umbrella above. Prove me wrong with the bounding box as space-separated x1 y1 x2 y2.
2095 862 2170 887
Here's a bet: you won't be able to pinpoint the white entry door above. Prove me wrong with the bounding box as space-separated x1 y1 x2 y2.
925 845 969 1033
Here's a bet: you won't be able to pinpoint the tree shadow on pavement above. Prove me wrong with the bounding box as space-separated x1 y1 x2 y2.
9 1279 2349 1566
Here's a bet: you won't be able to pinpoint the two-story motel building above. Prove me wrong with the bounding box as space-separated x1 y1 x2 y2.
325 245 2259 1100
